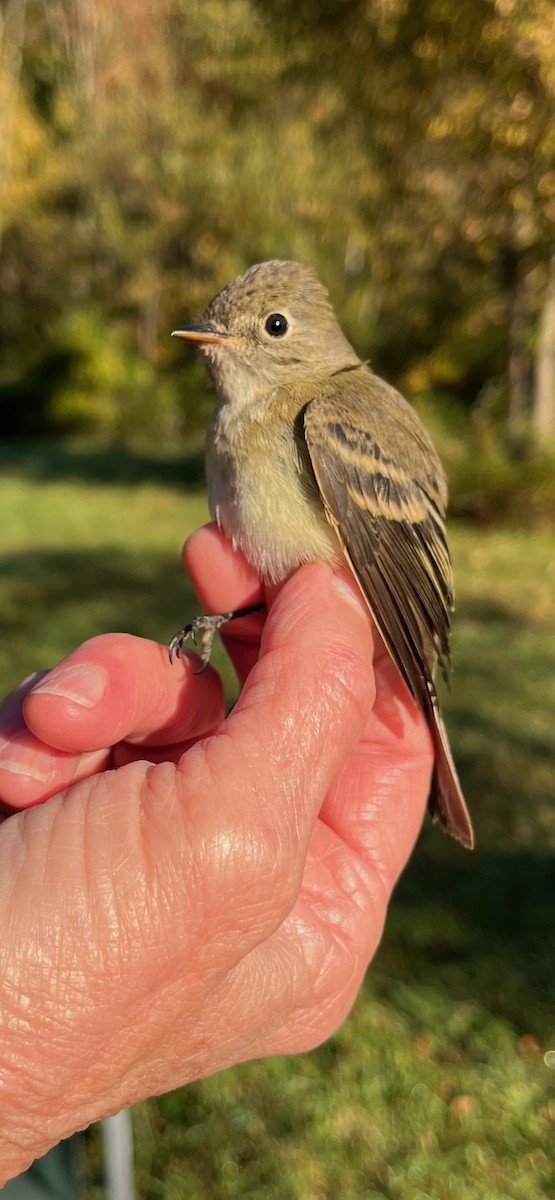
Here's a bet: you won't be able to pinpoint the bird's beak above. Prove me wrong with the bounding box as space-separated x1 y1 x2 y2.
171 323 245 346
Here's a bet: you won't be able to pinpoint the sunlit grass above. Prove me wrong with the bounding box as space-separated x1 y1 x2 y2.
1 443 554 1200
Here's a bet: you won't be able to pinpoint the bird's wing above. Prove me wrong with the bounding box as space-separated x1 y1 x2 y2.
303 385 474 850
303 391 454 706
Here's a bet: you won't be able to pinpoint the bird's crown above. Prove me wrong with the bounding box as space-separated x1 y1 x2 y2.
204 259 335 330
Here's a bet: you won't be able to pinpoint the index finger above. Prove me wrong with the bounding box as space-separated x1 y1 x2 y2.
23 633 225 753
183 525 266 682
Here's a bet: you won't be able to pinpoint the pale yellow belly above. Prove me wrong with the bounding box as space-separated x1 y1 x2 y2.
206 412 339 583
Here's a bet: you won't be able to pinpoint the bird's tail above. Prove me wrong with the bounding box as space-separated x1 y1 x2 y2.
425 692 474 850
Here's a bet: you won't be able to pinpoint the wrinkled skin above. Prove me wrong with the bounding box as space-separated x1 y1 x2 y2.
0 526 432 1183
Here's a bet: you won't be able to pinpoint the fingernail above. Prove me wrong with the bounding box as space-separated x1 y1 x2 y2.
0 733 51 781
332 573 369 618
30 663 108 709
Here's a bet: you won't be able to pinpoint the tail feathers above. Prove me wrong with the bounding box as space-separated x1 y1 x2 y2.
426 694 474 850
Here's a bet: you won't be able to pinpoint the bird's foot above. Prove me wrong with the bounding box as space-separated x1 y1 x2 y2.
168 604 265 672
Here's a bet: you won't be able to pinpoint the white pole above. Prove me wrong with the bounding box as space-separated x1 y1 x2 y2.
101 1110 134 1200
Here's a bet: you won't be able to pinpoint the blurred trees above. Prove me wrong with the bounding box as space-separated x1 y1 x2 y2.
1 0 554 455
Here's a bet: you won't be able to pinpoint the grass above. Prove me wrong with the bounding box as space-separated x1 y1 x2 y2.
1 441 554 1199
0 440 235 695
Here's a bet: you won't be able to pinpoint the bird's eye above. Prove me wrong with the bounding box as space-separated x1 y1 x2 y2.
264 313 289 337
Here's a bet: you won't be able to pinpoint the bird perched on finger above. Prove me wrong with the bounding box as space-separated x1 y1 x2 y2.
171 259 474 850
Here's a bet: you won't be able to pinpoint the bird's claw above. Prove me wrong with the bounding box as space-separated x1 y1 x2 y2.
168 603 266 671
169 612 234 671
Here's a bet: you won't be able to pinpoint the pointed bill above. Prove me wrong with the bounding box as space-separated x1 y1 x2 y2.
172 324 246 346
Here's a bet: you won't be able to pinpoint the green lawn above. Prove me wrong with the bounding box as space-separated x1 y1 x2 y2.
1 442 554 1199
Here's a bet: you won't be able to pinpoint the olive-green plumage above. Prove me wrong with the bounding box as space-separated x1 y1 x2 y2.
173 260 474 850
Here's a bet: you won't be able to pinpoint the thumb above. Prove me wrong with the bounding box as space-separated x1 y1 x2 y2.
181 560 376 946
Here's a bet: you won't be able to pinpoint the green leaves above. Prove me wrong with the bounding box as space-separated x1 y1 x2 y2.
1 0 555 446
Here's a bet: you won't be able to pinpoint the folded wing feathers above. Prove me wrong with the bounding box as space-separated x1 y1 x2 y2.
304 406 454 706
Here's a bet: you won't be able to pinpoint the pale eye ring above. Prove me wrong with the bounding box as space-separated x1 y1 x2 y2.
264 313 289 337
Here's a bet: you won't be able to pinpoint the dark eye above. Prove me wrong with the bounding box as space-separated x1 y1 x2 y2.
264 313 289 337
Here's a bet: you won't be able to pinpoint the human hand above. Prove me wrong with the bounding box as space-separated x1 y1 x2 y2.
0 527 432 1182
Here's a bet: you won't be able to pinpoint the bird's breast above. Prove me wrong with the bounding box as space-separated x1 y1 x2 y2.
206 398 339 583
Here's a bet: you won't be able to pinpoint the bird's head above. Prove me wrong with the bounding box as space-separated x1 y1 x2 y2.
172 260 360 405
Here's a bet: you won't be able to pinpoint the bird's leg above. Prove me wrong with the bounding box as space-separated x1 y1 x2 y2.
168 604 266 671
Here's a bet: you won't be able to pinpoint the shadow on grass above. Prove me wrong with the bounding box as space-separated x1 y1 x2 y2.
441 590 555 840
455 594 528 628
447 697 554 847
0 439 206 490
0 548 202 682
371 843 555 1044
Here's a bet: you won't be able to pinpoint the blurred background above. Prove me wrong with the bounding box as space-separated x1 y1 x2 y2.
1 0 554 1196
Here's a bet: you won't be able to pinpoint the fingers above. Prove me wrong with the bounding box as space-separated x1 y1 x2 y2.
230 657 432 1058
186 528 429 890
172 561 376 952
0 528 258 813
319 646 433 895
0 634 225 810
183 527 428 917
205 653 433 1062
23 633 224 752
0 673 111 812
0 556 424 1171
184 525 266 681
184 524 263 612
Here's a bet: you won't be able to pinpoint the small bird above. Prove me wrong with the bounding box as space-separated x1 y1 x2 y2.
171 260 474 850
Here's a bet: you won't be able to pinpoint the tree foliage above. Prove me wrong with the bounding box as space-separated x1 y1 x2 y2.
1 0 554 450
